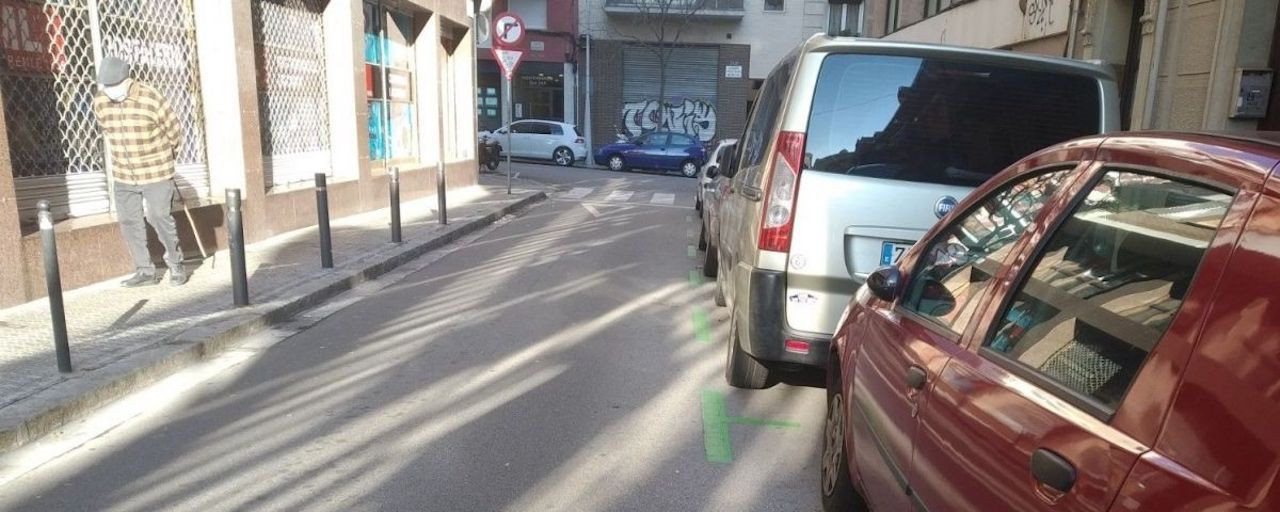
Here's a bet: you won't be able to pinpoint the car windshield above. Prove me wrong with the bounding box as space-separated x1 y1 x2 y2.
805 54 1102 187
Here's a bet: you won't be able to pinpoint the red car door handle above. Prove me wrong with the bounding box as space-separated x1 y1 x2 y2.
905 365 927 390
1031 448 1077 493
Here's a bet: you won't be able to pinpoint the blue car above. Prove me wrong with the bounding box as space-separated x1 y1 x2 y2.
594 131 707 178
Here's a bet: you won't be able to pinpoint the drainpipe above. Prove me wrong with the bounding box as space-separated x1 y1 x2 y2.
1065 0 1079 58
584 33 594 166
1141 0 1171 129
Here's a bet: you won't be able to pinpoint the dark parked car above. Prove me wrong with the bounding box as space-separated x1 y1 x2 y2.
823 132 1280 512
594 131 707 177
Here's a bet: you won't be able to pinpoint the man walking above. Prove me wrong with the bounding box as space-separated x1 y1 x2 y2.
93 56 189 287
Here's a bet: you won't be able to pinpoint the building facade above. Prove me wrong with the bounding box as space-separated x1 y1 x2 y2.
578 0 827 150
476 0 579 132
0 0 478 308
858 0 1280 132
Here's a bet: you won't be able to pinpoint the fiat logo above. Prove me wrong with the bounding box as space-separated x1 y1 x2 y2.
935 196 958 219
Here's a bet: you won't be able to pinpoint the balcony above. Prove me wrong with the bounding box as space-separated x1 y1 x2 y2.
603 0 745 20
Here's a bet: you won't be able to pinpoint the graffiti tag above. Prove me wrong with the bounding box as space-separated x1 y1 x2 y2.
622 98 717 142
1021 0 1054 31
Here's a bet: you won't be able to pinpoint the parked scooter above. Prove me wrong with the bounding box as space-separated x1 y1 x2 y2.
478 135 502 172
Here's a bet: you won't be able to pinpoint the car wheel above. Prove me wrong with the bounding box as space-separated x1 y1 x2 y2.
698 223 708 251
821 361 867 512
681 160 699 178
702 241 718 278
607 155 626 172
484 158 500 171
554 147 575 167
725 311 771 389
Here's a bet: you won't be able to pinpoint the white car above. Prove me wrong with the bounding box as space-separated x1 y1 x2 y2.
697 138 737 214
481 120 587 167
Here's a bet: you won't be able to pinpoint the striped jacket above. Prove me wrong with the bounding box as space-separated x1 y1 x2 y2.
92 81 181 185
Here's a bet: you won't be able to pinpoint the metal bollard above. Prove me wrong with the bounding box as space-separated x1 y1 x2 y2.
37 201 72 373
436 161 447 225
315 173 333 268
226 189 249 307
390 167 402 243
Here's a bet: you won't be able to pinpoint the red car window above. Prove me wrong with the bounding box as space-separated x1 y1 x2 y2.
902 169 1075 333
982 170 1235 416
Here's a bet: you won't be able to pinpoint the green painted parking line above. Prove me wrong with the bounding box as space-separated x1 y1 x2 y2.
701 389 803 464
687 245 697 259
689 270 704 286
702 390 734 463
692 309 711 344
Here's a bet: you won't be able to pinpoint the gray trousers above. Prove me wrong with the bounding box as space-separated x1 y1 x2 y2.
115 180 183 275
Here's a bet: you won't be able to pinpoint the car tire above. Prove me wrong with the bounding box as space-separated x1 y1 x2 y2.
681 160 699 178
698 224 708 251
713 259 727 307
702 241 718 278
607 155 626 172
554 147 575 167
725 312 771 389
484 159 500 171
821 360 867 512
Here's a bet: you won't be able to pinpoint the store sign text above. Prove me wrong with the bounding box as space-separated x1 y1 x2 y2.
0 1 66 74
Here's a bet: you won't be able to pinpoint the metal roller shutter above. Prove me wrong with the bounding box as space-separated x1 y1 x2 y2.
253 0 333 189
621 45 719 142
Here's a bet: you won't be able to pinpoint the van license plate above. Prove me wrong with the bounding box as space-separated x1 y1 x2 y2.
880 242 911 266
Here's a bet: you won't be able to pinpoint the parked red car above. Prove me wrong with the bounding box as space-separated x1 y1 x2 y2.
822 132 1280 512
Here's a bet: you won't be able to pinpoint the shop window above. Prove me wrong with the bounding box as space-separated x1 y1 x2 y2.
365 3 417 163
765 0 784 11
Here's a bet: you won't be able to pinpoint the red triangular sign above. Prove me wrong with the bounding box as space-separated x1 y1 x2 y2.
492 47 524 81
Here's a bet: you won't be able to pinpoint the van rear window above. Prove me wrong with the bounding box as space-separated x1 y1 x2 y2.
805 54 1101 187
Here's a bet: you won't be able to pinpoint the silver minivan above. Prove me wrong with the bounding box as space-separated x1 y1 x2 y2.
715 35 1119 388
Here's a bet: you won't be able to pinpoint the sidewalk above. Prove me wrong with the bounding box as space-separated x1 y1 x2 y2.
0 174 548 453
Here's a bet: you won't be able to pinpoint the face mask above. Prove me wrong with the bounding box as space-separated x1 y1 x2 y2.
103 79 131 102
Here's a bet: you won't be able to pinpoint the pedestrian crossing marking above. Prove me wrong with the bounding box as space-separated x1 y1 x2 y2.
563 187 592 199
650 193 675 205
605 190 634 202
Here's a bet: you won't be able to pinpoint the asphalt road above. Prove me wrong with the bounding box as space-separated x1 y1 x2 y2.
0 162 826 512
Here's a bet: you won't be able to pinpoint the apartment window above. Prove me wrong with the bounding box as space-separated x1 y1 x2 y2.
885 0 901 32
765 0 784 12
926 0 953 17
509 0 548 30
828 2 863 36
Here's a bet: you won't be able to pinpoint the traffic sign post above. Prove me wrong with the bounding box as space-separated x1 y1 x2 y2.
493 12 525 195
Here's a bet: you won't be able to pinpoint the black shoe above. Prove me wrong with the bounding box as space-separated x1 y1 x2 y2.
121 272 161 288
170 270 190 286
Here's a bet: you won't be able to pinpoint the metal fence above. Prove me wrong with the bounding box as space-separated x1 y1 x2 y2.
252 0 332 189
1 0 207 222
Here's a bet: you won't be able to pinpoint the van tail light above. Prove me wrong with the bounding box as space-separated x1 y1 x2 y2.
758 131 806 253
575 137 585 144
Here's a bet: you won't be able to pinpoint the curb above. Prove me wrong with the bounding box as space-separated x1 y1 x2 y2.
0 191 547 455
